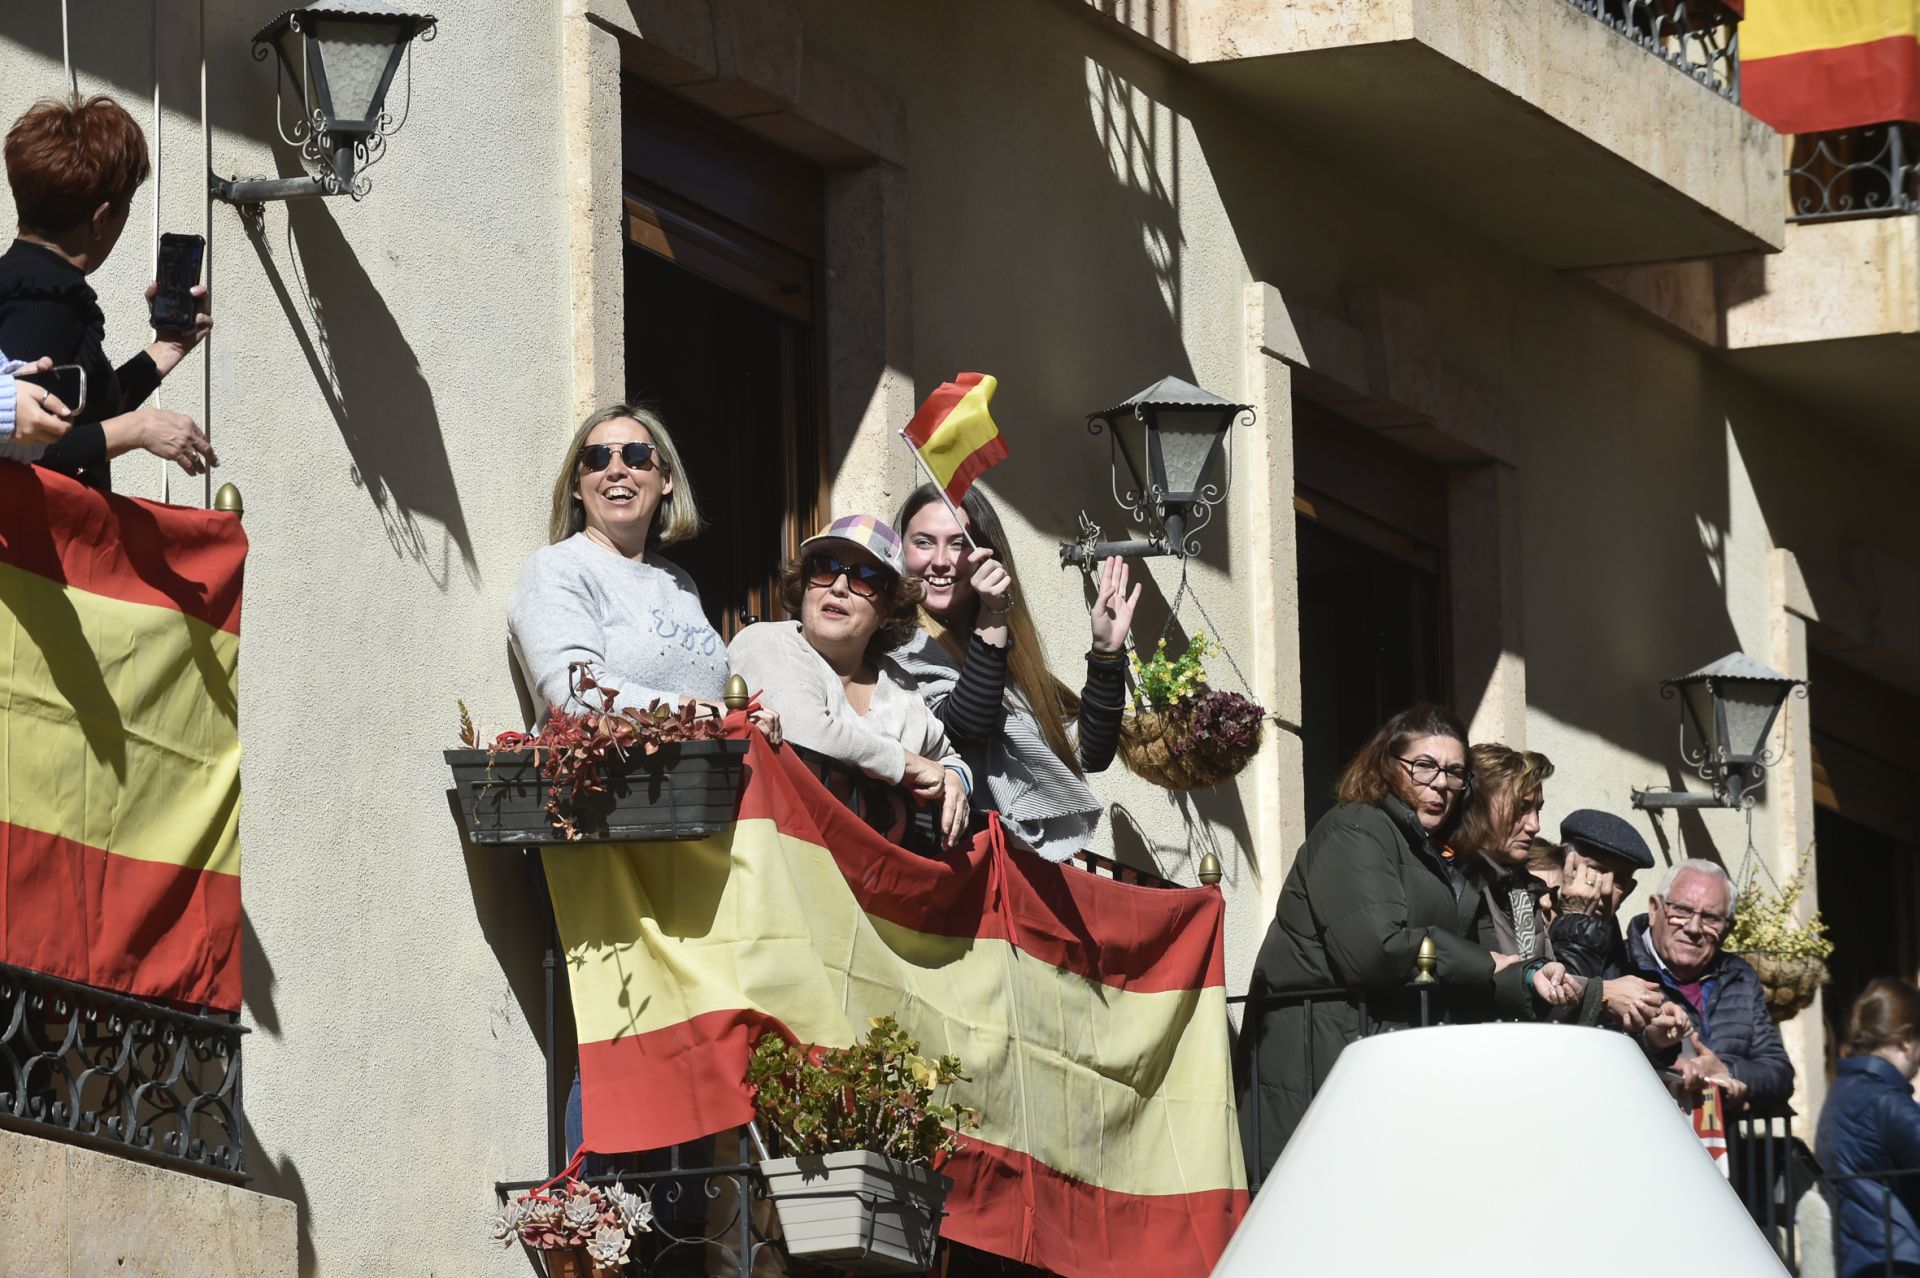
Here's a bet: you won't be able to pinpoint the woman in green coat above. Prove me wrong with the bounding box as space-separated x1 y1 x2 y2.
1233 704 1576 1183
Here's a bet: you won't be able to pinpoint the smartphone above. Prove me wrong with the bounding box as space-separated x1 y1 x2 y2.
150 232 205 330
15 363 86 417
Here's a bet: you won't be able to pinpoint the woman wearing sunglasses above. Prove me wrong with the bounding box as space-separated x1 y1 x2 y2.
891 484 1138 863
508 403 779 739
1233 704 1578 1183
727 515 971 850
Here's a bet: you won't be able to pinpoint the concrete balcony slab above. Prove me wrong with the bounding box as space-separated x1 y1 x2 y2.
1072 0 1785 267
1719 216 1920 453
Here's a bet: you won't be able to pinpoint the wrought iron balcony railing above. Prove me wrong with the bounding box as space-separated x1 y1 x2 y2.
0 961 246 1181
1787 124 1920 222
1565 0 1741 101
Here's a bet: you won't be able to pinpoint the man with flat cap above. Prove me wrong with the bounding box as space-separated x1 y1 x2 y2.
1539 810 1672 1033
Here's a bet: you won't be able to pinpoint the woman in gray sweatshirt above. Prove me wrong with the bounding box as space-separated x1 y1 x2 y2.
507 403 778 740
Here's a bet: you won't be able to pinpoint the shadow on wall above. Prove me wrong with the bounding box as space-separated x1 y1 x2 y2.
238 909 319 1272
0 4 481 591
236 198 480 591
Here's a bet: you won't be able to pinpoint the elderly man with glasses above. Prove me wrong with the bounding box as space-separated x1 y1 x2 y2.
1625 858 1794 1112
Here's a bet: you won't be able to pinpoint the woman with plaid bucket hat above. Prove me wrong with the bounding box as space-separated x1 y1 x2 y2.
728 514 973 850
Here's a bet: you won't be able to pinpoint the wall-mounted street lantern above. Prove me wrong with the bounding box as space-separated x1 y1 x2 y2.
212 1 437 205
1059 376 1254 566
1631 653 1807 811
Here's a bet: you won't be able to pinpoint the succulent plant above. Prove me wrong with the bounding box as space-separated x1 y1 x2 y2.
586 1222 633 1268
607 1181 653 1233
490 1174 655 1255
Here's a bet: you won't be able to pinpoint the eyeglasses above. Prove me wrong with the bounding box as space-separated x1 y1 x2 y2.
578 441 659 472
805 554 888 600
1396 756 1472 794
1658 901 1730 932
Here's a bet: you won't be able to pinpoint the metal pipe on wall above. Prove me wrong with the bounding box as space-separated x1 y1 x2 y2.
153 0 166 502
200 0 211 509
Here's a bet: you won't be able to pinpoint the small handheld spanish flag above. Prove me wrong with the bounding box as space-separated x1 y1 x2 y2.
900 371 1008 505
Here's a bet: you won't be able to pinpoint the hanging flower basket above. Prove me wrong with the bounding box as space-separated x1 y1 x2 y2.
1117 634 1266 792
1726 849 1833 1023
1739 951 1829 1023
1118 702 1262 791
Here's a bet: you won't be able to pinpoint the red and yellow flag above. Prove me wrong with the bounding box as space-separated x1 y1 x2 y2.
546 736 1246 1277
0 462 246 1010
1743 1 1920 134
901 372 1009 504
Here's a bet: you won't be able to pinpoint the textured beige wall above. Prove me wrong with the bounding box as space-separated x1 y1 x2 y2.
0 1127 296 1277
1 3 566 1274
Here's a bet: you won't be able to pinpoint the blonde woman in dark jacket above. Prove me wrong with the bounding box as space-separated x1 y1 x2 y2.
1233 705 1578 1183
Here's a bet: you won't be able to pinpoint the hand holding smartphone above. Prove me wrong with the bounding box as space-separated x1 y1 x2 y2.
150 232 206 332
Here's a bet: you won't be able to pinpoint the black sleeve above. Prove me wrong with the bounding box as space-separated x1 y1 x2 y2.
1076 653 1127 773
928 635 1009 745
33 420 108 478
114 349 160 411
1548 914 1618 980
0 297 107 478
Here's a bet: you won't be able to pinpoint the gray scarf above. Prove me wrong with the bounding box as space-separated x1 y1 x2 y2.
891 630 1103 862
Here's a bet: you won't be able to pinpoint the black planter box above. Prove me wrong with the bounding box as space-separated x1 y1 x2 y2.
446 739 749 845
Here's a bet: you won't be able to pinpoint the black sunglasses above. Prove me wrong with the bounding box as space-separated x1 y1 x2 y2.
577 441 659 472
805 554 888 600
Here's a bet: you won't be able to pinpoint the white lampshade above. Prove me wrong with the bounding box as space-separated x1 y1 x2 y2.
1213 1024 1788 1277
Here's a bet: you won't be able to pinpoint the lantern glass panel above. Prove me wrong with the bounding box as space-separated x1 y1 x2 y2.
1150 407 1228 502
1109 411 1151 506
1716 679 1789 762
1677 679 1718 759
307 18 409 129
273 28 314 115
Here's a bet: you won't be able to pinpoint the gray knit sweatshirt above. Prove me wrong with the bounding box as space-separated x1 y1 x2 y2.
506 533 727 720
727 621 968 787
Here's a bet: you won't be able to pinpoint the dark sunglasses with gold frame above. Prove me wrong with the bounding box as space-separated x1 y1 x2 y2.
577 441 660 473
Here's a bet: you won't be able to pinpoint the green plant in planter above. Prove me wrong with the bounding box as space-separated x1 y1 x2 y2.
1726 852 1834 964
1129 633 1212 711
748 1017 978 1169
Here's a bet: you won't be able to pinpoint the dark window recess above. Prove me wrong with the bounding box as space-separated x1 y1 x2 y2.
1292 398 1450 831
1295 514 1446 830
620 74 827 637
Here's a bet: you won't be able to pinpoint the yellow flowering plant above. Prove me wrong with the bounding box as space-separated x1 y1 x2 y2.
1726 852 1834 963
1129 632 1212 711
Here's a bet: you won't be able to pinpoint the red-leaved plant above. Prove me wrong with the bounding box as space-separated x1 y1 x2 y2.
458 662 728 840
1176 689 1265 758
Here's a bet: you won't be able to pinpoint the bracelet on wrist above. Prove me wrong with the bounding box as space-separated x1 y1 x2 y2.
943 764 972 797
1087 646 1125 663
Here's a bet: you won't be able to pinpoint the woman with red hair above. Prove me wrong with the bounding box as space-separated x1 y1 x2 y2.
0 94 213 490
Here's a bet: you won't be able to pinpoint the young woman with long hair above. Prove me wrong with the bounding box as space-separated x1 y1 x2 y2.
890 483 1139 861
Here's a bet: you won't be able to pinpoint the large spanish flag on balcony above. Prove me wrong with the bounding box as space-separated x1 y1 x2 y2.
546 736 1245 1277
1744 1 1920 134
0 462 245 1011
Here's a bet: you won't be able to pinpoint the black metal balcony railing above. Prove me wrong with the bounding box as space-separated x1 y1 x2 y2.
1566 0 1742 101
0 960 246 1181
1787 125 1920 222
